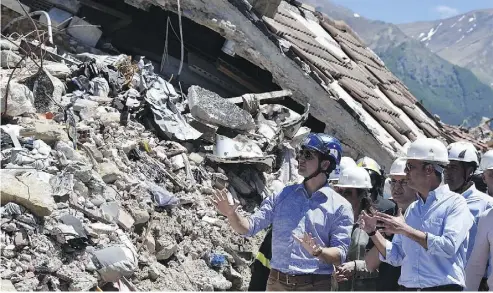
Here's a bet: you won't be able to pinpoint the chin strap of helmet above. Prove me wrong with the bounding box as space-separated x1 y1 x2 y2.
303 160 324 183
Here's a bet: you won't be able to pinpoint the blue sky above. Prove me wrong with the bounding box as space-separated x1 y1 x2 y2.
329 0 493 23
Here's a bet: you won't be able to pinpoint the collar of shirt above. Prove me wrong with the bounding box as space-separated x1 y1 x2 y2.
294 183 330 199
462 183 478 199
416 184 450 205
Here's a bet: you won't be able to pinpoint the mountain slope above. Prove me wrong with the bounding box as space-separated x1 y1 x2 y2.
302 0 493 126
398 9 493 88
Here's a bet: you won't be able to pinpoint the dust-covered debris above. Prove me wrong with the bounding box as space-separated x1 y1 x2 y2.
0 13 312 290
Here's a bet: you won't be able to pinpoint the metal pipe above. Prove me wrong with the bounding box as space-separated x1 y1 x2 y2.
2 11 53 44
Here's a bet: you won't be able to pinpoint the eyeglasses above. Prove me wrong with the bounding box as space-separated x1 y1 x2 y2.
405 162 431 171
390 179 407 187
297 149 317 161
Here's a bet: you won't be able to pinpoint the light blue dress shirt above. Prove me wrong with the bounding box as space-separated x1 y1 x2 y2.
462 184 493 260
245 183 354 275
379 184 474 288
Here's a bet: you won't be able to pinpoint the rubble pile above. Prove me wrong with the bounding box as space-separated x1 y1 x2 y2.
0 32 309 291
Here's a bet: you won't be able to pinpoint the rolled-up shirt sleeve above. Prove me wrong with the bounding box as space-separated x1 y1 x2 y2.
244 193 276 237
379 234 405 267
426 198 474 258
329 204 354 263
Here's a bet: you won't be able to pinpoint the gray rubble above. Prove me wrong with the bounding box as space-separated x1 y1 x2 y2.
0 32 307 292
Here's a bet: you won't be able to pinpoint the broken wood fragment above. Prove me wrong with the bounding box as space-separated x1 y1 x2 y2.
226 89 292 104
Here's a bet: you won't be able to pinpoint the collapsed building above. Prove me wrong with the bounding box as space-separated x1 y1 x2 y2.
1 0 491 291
4 0 490 167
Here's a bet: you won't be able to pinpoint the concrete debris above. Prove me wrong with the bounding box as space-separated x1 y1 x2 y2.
1 280 17 291
0 170 55 217
98 162 123 183
1 50 24 68
0 30 308 291
188 85 256 131
0 80 35 117
42 61 71 79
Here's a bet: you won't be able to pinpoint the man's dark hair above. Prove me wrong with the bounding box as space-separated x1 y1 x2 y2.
357 189 374 214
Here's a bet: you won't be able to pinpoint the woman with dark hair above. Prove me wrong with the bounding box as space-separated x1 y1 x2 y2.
333 166 379 291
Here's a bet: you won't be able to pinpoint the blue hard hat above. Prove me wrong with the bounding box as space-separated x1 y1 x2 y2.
301 133 342 165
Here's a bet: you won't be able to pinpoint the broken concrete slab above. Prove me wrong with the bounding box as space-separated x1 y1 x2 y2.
0 170 55 217
82 143 104 162
131 208 150 225
14 230 29 247
187 85 255 131
98 162 122 183
208 134 275 171
0 81 35 117
73 99 99 112
117 209 135 231
42 61 71 79
1 279 17 291
156 235 178 261
67 17 102 47
19 119 70 145
1 50 25 68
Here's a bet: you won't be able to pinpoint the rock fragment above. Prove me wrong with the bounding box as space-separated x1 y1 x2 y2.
0 170 55 217
188 86 255 131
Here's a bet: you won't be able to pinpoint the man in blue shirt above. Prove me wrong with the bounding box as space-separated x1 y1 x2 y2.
444 141 493 260
359 138 474 291
213 133 353 291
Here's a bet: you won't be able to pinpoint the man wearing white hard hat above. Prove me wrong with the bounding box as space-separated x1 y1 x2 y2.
364 157 418 291
444 142 493 260
465 149 493 291
333 166 378 291
481 150 493 197
359 138 473 291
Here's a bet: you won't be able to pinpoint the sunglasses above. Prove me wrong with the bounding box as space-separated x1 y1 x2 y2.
390 179 407 187
297 149 317 161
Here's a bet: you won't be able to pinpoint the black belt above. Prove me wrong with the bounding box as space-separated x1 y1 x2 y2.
269 269 331 285
399 284 463 291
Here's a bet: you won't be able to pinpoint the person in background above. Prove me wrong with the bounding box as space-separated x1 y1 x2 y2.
364 157 417 291
357 157 397 216
214 133 353 291
333 166 379 291
465 208 493 291
481 150 493 197
359 138 473 291
444 142 493 260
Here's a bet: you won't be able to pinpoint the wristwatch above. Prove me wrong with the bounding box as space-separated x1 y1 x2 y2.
312 246 323 257
367 230 376 236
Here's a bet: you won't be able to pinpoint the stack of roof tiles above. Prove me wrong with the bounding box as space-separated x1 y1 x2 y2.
262 2 488 151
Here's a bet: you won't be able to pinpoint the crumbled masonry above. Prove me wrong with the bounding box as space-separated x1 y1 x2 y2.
0 31 305 292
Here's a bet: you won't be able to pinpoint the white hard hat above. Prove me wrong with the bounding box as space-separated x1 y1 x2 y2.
447 141 480 165
328 156 357 181
334 166 372 189
389 157 407 176
480 150 493 171
405 138 449 165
